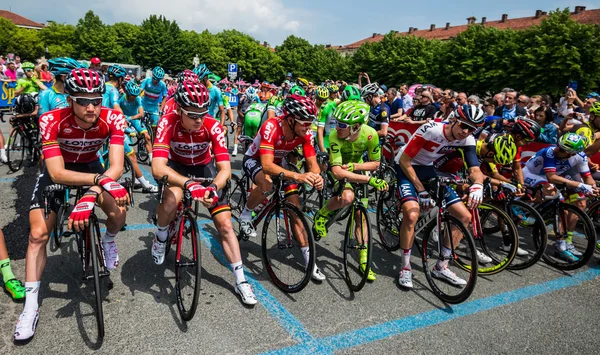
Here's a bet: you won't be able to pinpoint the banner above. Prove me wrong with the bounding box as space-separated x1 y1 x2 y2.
0 81 16 108
224 92 238 107
382 121 419 161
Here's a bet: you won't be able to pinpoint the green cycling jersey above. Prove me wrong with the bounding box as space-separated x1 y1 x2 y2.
318 100 338 149
328 124 380 166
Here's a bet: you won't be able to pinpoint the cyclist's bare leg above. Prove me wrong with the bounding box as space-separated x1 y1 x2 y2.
128 152 144 180
156 186 183 227
246 171 273 209
400 201 420 250
213 211 242 263
98 192 127 234
446 202 472 248
143 132 152 155
25 209 56 281
285 193 309 247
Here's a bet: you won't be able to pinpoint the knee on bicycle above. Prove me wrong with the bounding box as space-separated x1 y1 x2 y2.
256 177 273 195
402 202 420 229
340 189 354 207
29 224 50 247
104 204 127 231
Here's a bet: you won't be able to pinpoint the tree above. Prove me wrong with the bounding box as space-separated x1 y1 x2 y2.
275 35 315 81
133 15 182 71
9 28 45 61
0 18 18 55
112 22 140 63
74 11 122 61
40 23 76 57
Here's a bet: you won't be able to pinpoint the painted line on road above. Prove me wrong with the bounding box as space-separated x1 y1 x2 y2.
0 177 16 183
196 223 316 345
98 220 214 234
262 266 600 355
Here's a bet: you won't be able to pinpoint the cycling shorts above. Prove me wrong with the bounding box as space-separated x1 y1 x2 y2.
394 164 461 207
243 111 262 139
124 135 135 157
30 160 105 213
127 117 148 135
242 156 299 197
166 160 230 216
143 106 161 126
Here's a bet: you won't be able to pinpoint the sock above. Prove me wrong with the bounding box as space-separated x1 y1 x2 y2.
436 247 452 269
401 249 411 270
138 176 151 188
241 206 253 219
565 231 573 244
24 281 40 311
149 153 152 161
231 261 246 284
102 231 116 244
0 258 16 283
301 246 310 267
156 225 169 242
135 177 140 184
234 144 238 150
557 239 567 251
359 249 367 264
317 204 333 217
0 148 5 155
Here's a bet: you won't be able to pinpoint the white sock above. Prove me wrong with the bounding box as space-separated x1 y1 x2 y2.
24 281 41 311
231 261 246 284
241 206 253 219
149 153 152 161
557 239 567 251
156 225 169 242
138 176 151 188
401 249 411 270
436 246 452 269
301 246 310 267
234 144 238 150
102 232 116 244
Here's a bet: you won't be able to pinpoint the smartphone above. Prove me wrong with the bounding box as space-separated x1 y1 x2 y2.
567 80 578 91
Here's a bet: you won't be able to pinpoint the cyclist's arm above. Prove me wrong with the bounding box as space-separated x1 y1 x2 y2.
304 155 320 175
261 154 303 180
113 103 123 113
584 139 600 157
214 161 231 191
105 144 125 182
317 126 326 152
512 161 524 185
545 171 581 189
129 106 144 120
330 165 370 184
399 153 426 192
488 170 511 184
267 109 276 119
45 157 103 194
151 157 188 189
377 123 388 137
466 166 485 185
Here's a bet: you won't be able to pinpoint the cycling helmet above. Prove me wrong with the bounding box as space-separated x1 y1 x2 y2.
297 77 309 88
208 73 221 83
342 85 361 101
489 134 517 165
333 100 370 125
512 117 542 140
284 94 318 123
21 62 35 70
177 69 199 83
48 57 82 76
193 64 211 80
108 64 127 79
64 69 106 95
586 92 600 99
245 91 260 103
589 101 600 116
315 86 329 101
174 80 211 109
152 66 165 80
558 133 587 154
360 82 379 98
245 87 257 96
289 85 306 96
454 104 485 127
327 84 340 93
90 57 101 64
15 94 37 114
124 81 141 97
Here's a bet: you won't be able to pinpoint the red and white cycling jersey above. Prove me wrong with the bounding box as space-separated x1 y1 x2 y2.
245 117 316 164
153 112 229 166
395 121 477 166
162 97 178 116
40 107 125 163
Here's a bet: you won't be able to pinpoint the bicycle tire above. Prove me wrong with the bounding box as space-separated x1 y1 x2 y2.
51 202 67 252
261 202 314 293
88 214 105 339
122 154 136 204
7 129 25 172
475 203 518 275
584 199 600 252
421 213 478 304
136 134 149 163
375 191 401 252
228 174 247 239
542 202 596 270
343 203 373 292
175 210 202 321
502 200 547 270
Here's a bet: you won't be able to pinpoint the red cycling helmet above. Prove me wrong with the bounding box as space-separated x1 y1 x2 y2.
64 69 106 95
174 80 211 109
284 94 318 123
177 69 199 83
90 57 101 65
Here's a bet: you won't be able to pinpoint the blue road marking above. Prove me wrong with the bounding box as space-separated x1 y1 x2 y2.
262 266 600 355
0 177 16 183
98 220 214 234
195 222 315 344
139 165 157 185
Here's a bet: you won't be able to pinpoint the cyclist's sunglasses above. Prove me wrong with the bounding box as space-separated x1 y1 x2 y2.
181 108 208 120
337 121 348 129
458 121 477 131
295 121 312 128
71 96 103 107
24 68 33 72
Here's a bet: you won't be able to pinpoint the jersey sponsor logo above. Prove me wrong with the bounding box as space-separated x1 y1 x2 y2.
422 140 441 153
173 142 210 152
368 135 373 140
533 158 542 168
156 118 169 143
59 138 105 148
210 122 227 148
107 111 126 131
263 122 274 140
63 128 72 134
381 110 387 117
39 113 57 141
330 143 340 154
438 146 459 153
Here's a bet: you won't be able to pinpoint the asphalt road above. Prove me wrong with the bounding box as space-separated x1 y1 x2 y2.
0 118 599 354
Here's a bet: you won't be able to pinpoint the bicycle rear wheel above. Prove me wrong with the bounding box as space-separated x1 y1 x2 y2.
175 210 202 321
7 129 26 172
136 135 149 163
227 174 247 238
542 203 596 270
51 196 70 252
343 203 373 292
87 214 105 339
262 202 314 293
503 200 547 270
585 199 600 252
376 191 401 252
475 203 518 275
421 214 478 304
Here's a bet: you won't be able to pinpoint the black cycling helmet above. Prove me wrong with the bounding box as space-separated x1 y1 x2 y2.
512 117 542 140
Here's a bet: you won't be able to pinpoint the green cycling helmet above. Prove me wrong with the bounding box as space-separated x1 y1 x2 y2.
327 84 340 93
590 101 600 116
22 62 35 70
333 100 370 125
208 73 221 83
558 133 587 154
315 86 329 101
289 85 305 96
342 85 361 101
489 134 517 165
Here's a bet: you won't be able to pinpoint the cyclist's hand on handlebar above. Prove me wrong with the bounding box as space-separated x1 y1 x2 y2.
68 192 97 233
368 177 388 191
578 183 596 195
467 183 484 209
500 182 518 193
297 172 318 186
95 175 130 207
185 180 209 201
198 185 218 207
417 191 433 210
341 163 355 172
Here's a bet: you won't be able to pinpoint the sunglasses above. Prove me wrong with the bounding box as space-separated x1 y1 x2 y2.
181 108 208 119
295 121 312 128
458 121 477 131
25 68 33 72
337 122 348 129
71 96 103 107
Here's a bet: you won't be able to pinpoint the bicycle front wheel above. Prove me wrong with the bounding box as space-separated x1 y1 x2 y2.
343 203 373 292
227 174 247 238
476 203 518 275
175 210 202 321
421 214 478 304
87 214 105 339
503 200 547 270
262 202 314 293
7 129 26 172
376 191 401 252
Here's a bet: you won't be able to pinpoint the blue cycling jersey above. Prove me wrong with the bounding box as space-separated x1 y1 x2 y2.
140 77 167 108
37 86 69 115
102 83 121 109
368 102 390 131
119 95 143 117
208 85 223 117
524 146 590 177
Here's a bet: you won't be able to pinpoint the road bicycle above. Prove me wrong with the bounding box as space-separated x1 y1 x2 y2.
2 113 41 172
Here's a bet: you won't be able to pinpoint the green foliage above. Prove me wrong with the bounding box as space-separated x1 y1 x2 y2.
113 22 140 63
0 18 18 55
132 15 182 71
40 23 76 57
74 11 122 62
